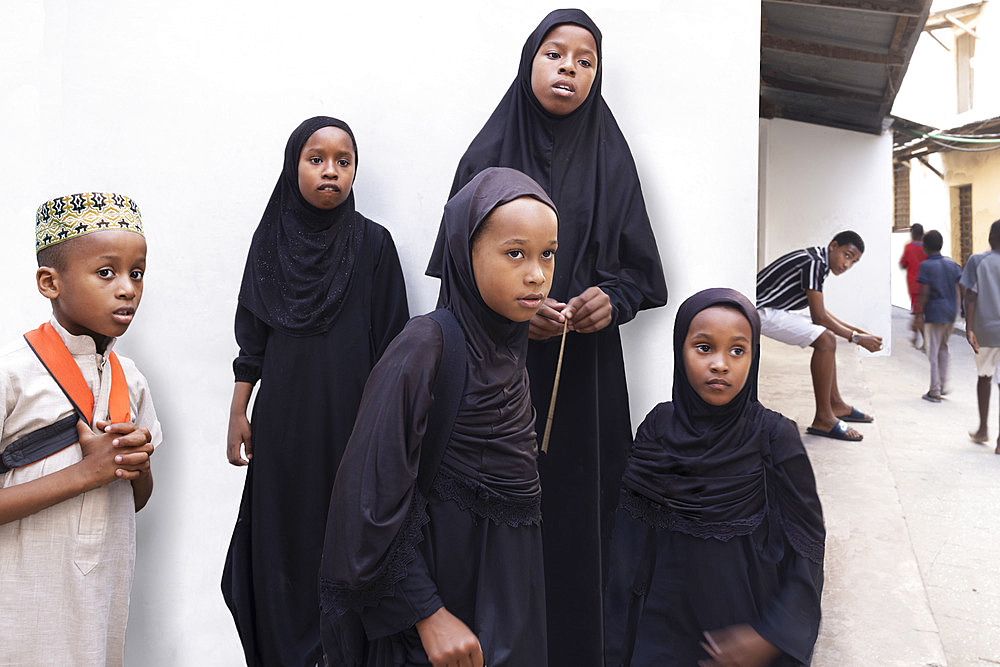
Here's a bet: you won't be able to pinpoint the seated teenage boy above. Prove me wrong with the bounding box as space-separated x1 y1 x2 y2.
756 231 883 441
0 193 162 665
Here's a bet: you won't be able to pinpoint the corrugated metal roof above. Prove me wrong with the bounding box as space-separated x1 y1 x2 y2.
761 0 932 134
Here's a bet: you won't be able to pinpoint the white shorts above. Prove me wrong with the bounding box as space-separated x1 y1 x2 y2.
975 346 1000 379
758 307 827 348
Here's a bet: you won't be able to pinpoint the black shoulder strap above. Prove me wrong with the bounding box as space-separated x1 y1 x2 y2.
417 309 467 496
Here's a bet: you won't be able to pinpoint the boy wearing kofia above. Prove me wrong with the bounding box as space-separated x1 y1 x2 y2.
0 193 161 666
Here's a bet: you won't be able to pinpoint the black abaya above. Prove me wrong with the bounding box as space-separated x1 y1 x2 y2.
222 117 409 666
604 289 825 666
425 12 668 664
320 168 556 667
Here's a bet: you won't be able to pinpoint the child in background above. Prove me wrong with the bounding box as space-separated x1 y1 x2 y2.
961 248 994 442
900 224 926 348
321 167 558 667
964 219 1000 454
605 288 824 667
0 193 161 666
426 11 667 663
914 230 961 403
223 117 409 665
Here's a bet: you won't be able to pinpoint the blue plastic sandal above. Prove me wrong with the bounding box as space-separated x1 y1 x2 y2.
836 406 873 423
806 420 863 442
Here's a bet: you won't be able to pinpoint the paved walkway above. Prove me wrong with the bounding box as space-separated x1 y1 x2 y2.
758 307 1000 666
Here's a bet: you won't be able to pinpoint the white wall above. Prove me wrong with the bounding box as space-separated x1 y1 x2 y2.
0 1 760 664
759 118 894 355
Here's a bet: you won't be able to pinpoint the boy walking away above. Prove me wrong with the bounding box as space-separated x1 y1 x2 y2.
964 219 1000 454
0 193 162 666
961 247 993 444
915 230 961 403
757 231 883 442
900 224 926 348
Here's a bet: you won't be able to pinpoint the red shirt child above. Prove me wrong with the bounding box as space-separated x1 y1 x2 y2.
900 224 926 312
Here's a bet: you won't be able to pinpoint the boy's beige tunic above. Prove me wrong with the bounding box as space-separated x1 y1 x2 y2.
0 318 162 666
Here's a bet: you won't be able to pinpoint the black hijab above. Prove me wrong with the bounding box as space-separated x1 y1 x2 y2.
622 289 825 562
238 116 365 336
436 167 558 496
320 167 556 619
438 166 556 385
427 9 666 311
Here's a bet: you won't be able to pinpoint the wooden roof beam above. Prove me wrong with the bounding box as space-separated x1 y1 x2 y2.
761 73 890 103
761 34 907 64
944 13 980 39
924 2 986 30
763 0 927 17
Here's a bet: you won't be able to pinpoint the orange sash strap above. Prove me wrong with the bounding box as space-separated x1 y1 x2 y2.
23 322 131 426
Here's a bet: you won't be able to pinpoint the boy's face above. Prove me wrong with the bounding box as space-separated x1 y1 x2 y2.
828 242 862 275
683 305 753 407
298 126 355 210
471 196 558 322
38 230 146 342
530 24 598 116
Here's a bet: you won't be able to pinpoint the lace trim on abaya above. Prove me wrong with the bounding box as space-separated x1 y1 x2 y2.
430 466 541 527
319 490 431 617
774 503 825 565
619 488 766 542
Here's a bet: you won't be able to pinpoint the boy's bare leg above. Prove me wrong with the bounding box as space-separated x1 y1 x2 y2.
970 376 991 442
810 332 861 437
828 352 854 417
995 387 1000 454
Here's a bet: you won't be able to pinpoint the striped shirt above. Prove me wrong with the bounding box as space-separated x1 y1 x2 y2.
756 246 830 311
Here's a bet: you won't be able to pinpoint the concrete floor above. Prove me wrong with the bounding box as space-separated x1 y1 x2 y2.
757 307 1000 666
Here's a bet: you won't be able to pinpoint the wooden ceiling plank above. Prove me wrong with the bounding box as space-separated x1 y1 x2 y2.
761 34 906 64
889 16 911 52
763 0 925 18
761 73 889 103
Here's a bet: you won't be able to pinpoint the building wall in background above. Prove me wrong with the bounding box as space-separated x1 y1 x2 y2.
0 2 760 663
759 118 894 355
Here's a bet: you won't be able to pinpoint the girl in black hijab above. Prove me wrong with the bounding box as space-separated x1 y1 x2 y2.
320 167 557 667
222 116 409 665
426 11 667 663
605 289 825 666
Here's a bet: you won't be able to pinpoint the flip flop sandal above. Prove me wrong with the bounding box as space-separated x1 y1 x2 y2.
806 420 863 441
837 406 874 423
921 393 942 403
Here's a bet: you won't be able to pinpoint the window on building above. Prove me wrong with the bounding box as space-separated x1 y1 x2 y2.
952 183 973 266
893 161 910 232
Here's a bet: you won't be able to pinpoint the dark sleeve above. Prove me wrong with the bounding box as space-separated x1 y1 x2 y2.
359 548 442 639
369 225 410 360
917 261 931 285
755 417 825 663
752 537 823 664
232 304 269 384
320 317 444 643
598 147 667 327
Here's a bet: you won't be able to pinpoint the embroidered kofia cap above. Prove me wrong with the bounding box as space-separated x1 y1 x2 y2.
35 192 144 252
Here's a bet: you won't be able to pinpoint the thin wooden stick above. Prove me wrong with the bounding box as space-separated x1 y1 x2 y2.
541 319 569 454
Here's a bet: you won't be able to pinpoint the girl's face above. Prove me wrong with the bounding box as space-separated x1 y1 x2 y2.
471 196 558 322
530 24 598 116
683 305 753 406
297 126 355 210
